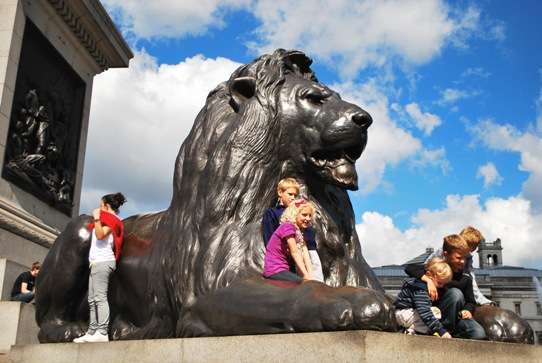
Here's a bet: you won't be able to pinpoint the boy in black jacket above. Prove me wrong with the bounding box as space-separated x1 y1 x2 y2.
395 258 452 338
404 235 486 340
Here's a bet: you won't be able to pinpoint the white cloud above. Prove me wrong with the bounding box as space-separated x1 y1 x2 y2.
81 51 241 216
469 119 542 212
461 67 491 79
405 102 442 135
536 74 542 132
476 162 503 188
334 81 421 193
335 81 452 193
101 1 503 80
489 22 506 42
436 87 471 105
411 147 450 174
249 0 475 78
358 194 542 269
102 0 250 39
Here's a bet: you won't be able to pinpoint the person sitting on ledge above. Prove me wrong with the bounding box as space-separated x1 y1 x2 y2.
459 226 494 306
420 226 493 306
404 235 487 340
395 257 452 338
11 261 40 303
263 198 315 282
73 192 126 343
262 178 324 281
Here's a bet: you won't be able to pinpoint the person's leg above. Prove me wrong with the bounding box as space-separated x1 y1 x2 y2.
455 319 487 340
92 260 115 336
267 271 303 282
11 292 34 303
410 307 442 334
87 265 97 335
308 250 324 282
395 309 415 328
438 287 464 333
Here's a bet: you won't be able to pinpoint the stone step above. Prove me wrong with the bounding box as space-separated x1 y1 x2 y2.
0 302 38 354
8 330 542 363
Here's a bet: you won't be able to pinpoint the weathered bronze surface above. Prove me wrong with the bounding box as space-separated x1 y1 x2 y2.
35 49 532 344
3 19 85 215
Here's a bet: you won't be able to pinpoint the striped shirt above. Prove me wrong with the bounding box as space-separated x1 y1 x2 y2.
394 278 448 336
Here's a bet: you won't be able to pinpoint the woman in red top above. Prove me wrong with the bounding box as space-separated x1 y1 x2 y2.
73 192 126 343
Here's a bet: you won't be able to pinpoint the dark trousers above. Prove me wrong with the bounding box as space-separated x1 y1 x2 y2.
438 287 486 340
267 270 302 283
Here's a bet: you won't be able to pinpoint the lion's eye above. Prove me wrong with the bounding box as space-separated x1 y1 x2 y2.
303 91 326 105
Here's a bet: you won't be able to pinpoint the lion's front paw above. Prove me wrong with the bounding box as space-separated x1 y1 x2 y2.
290 282 397 332
178 277 397 337
38 321 87 343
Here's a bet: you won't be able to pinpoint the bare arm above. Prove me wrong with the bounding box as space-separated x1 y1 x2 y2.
287 237 310 278
92 208 112 240
94 223 111 240
301 245 313 280
421 275 438 301
21 282 32 293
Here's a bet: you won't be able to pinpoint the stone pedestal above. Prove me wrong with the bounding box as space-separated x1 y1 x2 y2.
0 0 131 295
0 302 37 353
7 331 542 363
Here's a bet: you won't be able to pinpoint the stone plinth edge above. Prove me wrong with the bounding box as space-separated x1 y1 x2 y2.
8 330 542 363
46 0 133 71
0 199 58 248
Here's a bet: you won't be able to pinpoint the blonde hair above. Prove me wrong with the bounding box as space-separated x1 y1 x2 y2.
277 178 300 194
425 257 452 284
442 234 469 255
280 199 315 224
459 226 485 250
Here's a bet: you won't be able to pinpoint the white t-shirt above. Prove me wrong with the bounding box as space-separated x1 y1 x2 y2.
88 230 115 263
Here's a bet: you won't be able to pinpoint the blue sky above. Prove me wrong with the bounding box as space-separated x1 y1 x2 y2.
81 0 542 269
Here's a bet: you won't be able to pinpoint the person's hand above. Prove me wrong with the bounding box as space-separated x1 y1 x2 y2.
92 208 101 220
303 274 313 281
441 332 452 339
460 310 472 319
426 279 438 301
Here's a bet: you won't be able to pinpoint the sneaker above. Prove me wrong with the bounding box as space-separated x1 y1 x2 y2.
84 332 109 343
405 327 416 335
73 333 94 343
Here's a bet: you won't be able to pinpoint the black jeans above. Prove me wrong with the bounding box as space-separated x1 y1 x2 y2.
267 270 302 283
438 287 486 340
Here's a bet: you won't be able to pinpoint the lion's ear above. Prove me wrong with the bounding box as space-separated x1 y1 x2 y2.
229 76 256 112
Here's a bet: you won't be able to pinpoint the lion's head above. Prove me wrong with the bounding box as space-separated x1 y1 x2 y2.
153 49 377 303
223 50 372 191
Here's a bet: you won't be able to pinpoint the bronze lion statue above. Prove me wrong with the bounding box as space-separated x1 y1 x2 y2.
36 49 532 344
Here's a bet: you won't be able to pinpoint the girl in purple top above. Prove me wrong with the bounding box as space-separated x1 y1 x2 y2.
263 199 315 282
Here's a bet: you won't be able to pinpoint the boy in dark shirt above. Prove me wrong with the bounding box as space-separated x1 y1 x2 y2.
11 261 40 303
404 235 486 340
395 257 452 338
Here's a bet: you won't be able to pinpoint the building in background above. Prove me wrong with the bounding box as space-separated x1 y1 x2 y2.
373 239 542 344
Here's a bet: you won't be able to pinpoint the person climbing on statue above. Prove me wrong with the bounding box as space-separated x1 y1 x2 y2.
73 193 126 343
263 198 316 282
262 178 324 281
